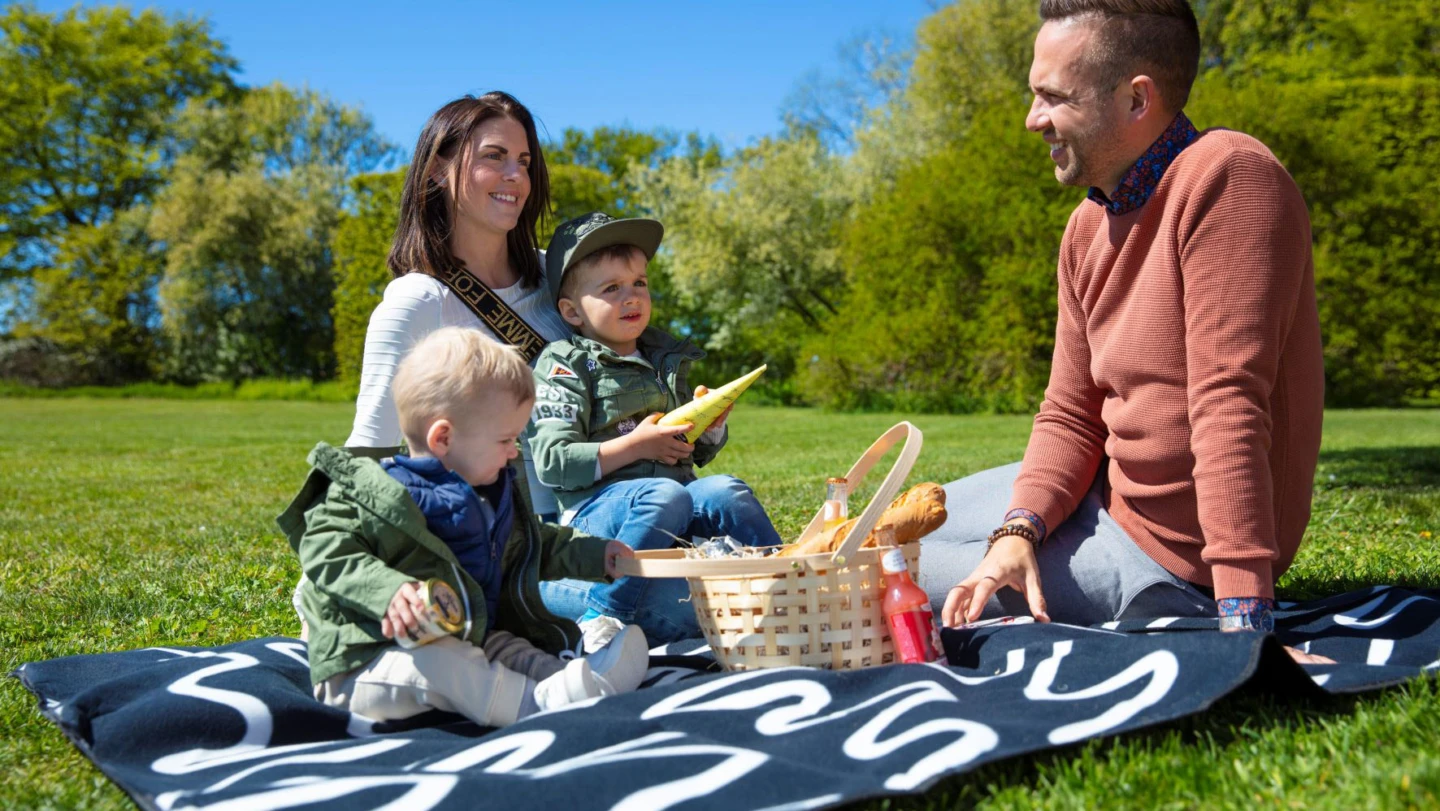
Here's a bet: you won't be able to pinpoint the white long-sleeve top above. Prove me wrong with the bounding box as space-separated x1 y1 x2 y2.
345 266 572 514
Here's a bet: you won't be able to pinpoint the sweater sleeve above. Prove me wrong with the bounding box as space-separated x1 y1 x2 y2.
1008 212 1109 536
346 275 444 448
298 484 414 621
1177 149 1312 601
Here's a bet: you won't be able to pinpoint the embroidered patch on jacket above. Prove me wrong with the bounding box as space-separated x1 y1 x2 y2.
586 359 599 372
547 363 577 380
616 418 638 435
532 402 580 425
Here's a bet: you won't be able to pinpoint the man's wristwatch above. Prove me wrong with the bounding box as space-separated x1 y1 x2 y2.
1217 597 1276 632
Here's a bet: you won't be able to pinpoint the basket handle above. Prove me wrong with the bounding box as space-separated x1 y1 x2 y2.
795 421 923 564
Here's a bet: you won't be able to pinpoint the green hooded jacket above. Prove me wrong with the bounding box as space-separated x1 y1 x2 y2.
527 327 727 513
275 442 610 685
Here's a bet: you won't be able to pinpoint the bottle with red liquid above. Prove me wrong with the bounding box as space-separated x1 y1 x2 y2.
880 543 939 664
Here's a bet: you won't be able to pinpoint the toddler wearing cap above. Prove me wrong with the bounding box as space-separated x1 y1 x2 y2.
527 212 783 646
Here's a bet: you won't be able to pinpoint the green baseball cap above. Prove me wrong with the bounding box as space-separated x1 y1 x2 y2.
545 212 664 302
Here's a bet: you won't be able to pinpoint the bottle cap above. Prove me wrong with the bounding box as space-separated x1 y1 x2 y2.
881 548 908 573
826 477 847 485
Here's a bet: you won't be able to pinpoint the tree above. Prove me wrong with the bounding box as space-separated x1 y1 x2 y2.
150 83 394 381
0 3 235 381
849 0 1037 194
22 209 163 383
1188 0 1440 404
780 27 911 151
803 99 1073 412
331 168 403 382
0 4 236 281
636 133 851 385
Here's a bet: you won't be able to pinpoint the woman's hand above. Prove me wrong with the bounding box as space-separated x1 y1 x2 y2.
603 540 635 579
381 581 427 640
942 532 1051 626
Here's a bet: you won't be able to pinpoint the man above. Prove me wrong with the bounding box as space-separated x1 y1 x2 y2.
920 0 1329 661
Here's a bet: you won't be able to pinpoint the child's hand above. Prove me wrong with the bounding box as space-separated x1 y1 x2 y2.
628 413 694 465
381 581 427 641
604 540 635 579
693 385 734 432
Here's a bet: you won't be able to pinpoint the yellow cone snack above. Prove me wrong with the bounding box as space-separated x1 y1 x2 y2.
660 364 767 442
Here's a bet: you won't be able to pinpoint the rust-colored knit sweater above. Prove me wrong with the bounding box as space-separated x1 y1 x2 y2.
1009 129 1325 601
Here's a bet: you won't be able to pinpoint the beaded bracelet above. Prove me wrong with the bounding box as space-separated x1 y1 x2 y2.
1003 508 1048 545
986 523 1040 552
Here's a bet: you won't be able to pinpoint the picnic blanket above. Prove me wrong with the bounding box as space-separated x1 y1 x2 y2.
14 585 1439 811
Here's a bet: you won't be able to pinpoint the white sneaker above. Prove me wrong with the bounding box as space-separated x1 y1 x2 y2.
579 614 626 654
584 625 650 695
533 658 602 711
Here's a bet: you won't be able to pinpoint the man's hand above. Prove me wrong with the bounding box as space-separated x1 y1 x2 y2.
381 581 427 640
604 540 635 580
624 413 695 464
693 385 734 432
942 532 1051 627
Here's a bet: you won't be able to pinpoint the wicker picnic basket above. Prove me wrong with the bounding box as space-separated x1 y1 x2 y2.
612 421 924 670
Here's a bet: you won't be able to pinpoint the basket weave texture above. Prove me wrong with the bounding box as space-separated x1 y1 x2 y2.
613 421 926 671
688 543 921 671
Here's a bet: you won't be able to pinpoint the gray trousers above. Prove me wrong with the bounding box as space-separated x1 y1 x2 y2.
918 462 1215 627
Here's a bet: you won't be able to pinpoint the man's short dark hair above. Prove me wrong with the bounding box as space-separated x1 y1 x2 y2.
1040 0 1200 111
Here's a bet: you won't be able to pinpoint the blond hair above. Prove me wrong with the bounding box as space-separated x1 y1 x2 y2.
392 327 535 449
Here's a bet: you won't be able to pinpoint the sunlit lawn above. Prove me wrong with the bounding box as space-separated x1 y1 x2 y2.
1 399 1437 809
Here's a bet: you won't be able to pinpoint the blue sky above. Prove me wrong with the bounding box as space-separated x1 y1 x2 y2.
42 1 936 155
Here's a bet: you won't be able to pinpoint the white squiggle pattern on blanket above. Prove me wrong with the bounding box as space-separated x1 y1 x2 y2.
1334 594 1434 628
1025 640 1179 745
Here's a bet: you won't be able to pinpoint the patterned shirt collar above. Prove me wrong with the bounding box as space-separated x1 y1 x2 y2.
1087 111 1198 216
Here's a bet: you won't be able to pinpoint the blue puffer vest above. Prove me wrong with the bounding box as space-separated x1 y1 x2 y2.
382 455 514 633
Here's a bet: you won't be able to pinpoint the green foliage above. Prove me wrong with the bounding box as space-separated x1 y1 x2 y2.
805 0 1440 410
24 209 164 383
637 133 851 386
150 83 394 382
0 3 236 281
1187 0 1440 405
803 100 1072 413
331 168 404 382
0 3 236 383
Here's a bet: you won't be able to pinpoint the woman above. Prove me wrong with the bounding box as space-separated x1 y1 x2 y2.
347 91 570 454
295 92 571 642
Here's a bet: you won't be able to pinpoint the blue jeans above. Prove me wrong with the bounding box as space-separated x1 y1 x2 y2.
540 475 782 644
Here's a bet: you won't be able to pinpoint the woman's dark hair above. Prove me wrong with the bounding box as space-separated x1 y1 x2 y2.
388 91 551 288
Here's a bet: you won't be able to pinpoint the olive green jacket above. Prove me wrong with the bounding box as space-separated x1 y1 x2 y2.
527 328 726 513
275 442 610 684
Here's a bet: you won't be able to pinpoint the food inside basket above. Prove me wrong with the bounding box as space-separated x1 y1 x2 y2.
776 482 947 557
682 535 776 560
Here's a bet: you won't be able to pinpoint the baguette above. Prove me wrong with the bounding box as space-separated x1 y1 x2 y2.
776 482 947 557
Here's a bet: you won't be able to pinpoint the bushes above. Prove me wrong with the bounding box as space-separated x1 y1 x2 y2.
331 169 405 383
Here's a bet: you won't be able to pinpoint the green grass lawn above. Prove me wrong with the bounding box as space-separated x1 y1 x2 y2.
1 399 1437 809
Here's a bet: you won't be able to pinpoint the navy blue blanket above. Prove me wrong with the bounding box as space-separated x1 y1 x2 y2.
14 586 1439 811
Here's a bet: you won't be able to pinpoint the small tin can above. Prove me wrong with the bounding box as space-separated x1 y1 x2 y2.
396 578 465 649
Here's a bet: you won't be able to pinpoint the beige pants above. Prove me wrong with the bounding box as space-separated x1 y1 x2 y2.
314 631 567 727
